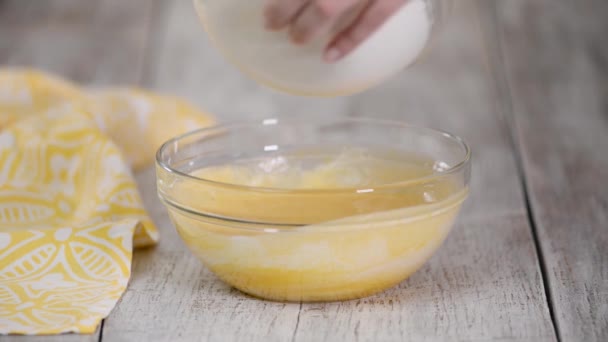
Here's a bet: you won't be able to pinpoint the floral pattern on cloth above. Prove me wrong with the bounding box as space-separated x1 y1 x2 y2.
0 69 213 335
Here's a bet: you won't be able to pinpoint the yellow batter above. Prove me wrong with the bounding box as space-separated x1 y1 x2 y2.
161 149 467 301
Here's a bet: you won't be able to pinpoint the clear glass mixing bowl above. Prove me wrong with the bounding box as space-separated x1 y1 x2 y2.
193 0 452 97
156 118 470 302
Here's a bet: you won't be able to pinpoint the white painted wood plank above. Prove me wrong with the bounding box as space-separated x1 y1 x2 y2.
0 0 156 86
492 1 608 341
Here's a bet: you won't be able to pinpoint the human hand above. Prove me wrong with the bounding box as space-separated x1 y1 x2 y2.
264 0 407 62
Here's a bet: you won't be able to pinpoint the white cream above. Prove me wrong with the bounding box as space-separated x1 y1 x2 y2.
194 0 432 97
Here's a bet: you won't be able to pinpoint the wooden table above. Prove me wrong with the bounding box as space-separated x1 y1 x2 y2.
1 0 606 341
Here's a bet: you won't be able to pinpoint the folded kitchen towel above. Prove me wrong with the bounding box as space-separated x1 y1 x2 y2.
0 69 213 335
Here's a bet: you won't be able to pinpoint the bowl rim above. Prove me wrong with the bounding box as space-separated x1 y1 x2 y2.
155 117 471 195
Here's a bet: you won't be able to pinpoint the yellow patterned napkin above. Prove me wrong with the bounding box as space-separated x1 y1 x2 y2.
0 69 213 335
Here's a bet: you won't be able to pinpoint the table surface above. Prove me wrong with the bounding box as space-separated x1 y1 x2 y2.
1 0 606 341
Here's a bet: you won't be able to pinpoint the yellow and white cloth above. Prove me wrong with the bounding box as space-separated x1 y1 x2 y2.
0 69 213 335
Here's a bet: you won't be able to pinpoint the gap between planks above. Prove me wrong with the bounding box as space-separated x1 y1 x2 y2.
474 1 561 341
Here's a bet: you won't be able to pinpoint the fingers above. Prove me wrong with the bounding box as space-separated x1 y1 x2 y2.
288 2 334 44
264 0 405 61
325 0 406 62
266 0 359 44
264 0 309 30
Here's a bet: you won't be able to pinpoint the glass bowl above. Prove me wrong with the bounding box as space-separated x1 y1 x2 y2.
193 0 452 97
156 118 470 302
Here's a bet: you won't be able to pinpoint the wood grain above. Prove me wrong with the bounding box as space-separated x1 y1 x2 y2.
102 0 557 341
0 0 159 341
0 0 157 86
488 1 608 341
